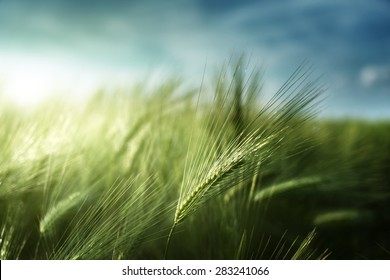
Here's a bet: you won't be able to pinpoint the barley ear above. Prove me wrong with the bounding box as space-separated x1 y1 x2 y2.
254 176 323 202
40 192 84 235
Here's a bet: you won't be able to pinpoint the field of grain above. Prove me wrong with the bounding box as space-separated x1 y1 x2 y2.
1 61 389 259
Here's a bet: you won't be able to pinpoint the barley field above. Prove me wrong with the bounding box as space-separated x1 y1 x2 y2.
1 60 389 260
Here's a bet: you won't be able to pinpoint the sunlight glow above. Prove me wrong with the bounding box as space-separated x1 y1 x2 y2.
1 66 100 107
3 71 58 107
0 53 137 108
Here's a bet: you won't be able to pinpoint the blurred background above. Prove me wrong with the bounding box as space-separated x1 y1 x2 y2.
0 0 389 118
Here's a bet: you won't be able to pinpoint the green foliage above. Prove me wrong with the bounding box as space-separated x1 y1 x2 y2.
0 58 389 259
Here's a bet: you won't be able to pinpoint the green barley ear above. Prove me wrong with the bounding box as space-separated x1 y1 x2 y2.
254 176 323 202
164 130 285 258
39 192 85 235
313 209 374 228
165 60 324 258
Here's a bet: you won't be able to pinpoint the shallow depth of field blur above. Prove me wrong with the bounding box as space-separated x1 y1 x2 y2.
0 0 389 260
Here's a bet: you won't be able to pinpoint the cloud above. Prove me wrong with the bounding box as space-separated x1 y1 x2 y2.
360 65 390 87
0 0 389 117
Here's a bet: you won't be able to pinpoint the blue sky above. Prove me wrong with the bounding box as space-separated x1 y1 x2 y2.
0 0 389 118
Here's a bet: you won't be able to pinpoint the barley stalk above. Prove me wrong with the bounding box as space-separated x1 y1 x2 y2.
254 176 323 202
40 192 85 235
313 209 373 227
164 60 323 258
174 135 275 224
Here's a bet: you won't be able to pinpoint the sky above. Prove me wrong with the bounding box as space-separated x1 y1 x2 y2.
0 0 389 118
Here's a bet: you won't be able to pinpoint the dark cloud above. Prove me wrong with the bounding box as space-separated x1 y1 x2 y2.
0 0 389 117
